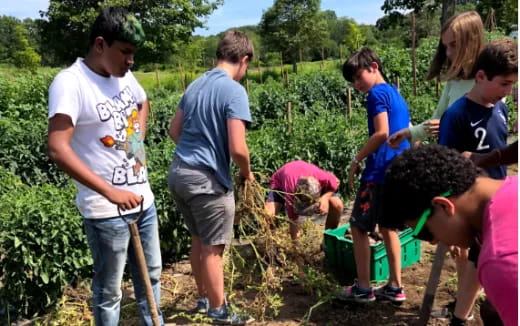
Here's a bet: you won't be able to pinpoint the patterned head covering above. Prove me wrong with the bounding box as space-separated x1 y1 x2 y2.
293 176 321 216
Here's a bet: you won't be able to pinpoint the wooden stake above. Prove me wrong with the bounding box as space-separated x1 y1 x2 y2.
396 77 400 93
321 47 325 71
280 52 284 78
258 61 262 84
178 64 186 92
246 79 250 94
418 243 448 325
411 11 417 96
154 64 160 88
287 101 292 132
347 88 352 119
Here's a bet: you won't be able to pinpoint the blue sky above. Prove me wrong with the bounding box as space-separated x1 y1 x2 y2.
1 0 386 36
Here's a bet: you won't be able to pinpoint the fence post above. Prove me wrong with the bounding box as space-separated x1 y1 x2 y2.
257 61 263 84
321 47 325 71
154 64 160 88
347 88 352 119
246 79 250 94
178 63 186 92
287 101 292 132
396 77 400 93
280 52 284 78
411 11 417 96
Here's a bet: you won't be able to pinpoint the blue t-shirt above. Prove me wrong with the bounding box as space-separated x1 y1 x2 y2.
439 96 508 179
174 68 252 190
361 83 411 183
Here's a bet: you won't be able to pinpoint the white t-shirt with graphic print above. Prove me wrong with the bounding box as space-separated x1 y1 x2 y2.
48 58 154 219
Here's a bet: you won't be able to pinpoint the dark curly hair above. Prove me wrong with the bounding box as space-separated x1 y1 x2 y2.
383 145 479 227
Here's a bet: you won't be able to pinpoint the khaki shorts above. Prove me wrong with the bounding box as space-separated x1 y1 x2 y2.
167 157 235 246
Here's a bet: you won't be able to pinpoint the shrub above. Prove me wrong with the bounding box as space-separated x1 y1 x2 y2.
0 181 92 318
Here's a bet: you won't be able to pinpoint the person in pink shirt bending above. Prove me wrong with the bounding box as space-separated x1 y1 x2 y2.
265 160 344 240
383 144 518 326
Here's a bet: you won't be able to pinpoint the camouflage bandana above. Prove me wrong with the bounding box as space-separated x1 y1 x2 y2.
293 176 321 216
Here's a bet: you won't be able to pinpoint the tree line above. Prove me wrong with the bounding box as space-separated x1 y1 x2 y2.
0 0 516 71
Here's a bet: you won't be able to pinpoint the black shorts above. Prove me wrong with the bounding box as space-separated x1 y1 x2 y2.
350 182 401 232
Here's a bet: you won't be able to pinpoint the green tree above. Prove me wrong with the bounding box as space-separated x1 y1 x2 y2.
39 0 223 66
259 0 327 71
477 0 518 33
0 16 41 70
169 37 205 72
344 21 366 54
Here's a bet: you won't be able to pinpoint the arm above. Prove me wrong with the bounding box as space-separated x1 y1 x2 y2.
48 114 142 210
463 141 518 168
168 108 183 144
227 118 254 181
349 112 389 189
355 112 389 161
137 100 150 139
407 81 453 143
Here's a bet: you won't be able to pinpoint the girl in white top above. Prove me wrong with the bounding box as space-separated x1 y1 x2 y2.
388 11 485 147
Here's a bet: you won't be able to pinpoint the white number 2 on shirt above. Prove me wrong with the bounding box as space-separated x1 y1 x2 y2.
474 127 490 151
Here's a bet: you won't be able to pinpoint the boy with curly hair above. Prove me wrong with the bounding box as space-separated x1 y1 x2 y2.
384 144 517 326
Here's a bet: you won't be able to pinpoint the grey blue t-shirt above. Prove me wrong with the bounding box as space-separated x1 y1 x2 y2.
174 68 251 190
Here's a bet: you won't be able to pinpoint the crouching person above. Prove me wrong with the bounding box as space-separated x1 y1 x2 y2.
265 160 343 241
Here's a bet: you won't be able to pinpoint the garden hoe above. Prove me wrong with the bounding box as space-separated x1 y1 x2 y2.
119 199 161 326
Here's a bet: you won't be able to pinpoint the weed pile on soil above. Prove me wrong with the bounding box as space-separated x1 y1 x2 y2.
230 177 336 321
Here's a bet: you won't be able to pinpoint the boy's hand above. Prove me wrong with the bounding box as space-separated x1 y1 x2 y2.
241 171 255 182
448 245 462 258
105 188 142 211
424 119 440 136
387 128 411 149
317 197 329 215
348 161 361 190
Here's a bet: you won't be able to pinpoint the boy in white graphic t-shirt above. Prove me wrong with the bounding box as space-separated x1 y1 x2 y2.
47 7 163 325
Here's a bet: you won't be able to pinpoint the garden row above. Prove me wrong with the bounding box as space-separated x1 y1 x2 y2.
0 36 461 319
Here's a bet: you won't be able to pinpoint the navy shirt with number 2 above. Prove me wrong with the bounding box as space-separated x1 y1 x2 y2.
439 96 508 179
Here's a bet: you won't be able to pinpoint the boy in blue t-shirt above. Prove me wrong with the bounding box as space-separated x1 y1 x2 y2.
440 38 517 180
336 48 411 303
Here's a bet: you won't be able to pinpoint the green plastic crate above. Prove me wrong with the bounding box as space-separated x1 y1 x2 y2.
323 224 421 282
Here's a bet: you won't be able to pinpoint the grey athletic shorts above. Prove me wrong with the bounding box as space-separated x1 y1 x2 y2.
167 156 235 246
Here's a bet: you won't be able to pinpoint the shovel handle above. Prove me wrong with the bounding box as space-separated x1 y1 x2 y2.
118 196 144 224
129 223 161 326
119 197 161 326
417 243 448 325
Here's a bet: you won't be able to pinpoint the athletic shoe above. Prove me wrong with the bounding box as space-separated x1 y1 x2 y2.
191 296 209 314
374 283 407 302
208 304 255 325
430 300 474 320
335 280 376 303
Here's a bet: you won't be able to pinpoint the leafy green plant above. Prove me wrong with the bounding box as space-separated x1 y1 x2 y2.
0 181 92 318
